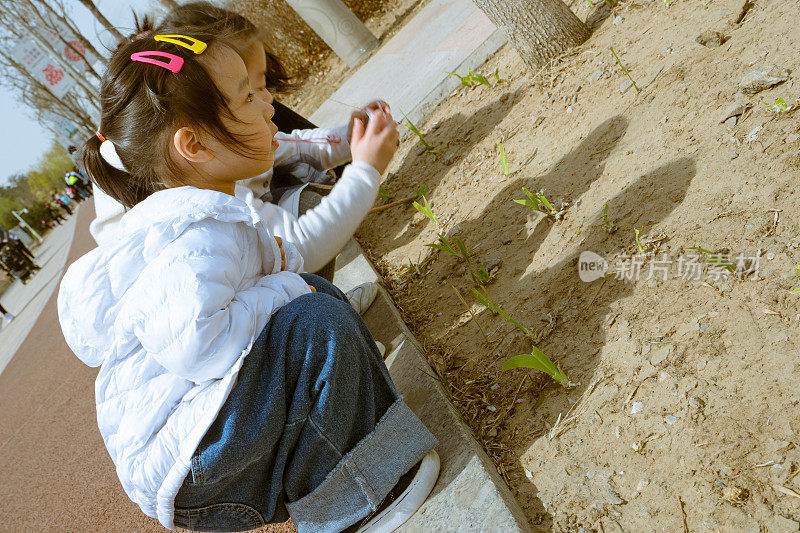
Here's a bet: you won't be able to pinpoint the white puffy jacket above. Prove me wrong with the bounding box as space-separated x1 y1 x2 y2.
58 187 313 529
90 125 382 273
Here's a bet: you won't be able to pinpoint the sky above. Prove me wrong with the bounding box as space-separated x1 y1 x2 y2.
0 0 159 186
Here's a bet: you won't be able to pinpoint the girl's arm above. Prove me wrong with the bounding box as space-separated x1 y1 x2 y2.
127 223 311 383
260 160 381 273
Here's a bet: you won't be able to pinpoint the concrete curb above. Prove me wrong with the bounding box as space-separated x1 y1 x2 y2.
334 240 531 532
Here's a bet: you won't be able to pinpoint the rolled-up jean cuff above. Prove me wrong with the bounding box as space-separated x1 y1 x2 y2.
287 399 438 533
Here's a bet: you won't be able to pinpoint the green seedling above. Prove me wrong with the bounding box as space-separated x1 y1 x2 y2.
472 285 570 386
412 195 441 227
790 265 800 294
378 184 390 202
602 203 614 232
400 258 418 278
446 68 495 88
417 182 429 199
610 47 640 93
469 69 491 87
400 253 426 279
402 113 439 158
446 71 474 88
515 187 557 216
476 266 491 285
427 234 461 258
688 246 736 273
493 68 505 85
502 348 570 387
498 140 510 177
763 97 790 113
412 195 485 286
472 285 531 336
634 228 646 254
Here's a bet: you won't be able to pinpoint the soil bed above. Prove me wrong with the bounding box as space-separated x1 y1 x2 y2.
355 0 800 530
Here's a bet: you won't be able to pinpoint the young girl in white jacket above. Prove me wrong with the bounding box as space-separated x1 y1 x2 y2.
89 3 380 314
58 27 438 533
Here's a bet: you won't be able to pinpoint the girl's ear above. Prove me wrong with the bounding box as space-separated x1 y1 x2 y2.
173 127 214 163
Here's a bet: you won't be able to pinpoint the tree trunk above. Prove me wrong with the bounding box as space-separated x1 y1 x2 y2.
75 0 124 43
472 0 590 69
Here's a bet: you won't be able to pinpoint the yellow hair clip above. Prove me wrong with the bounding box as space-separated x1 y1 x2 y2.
154 34 207 55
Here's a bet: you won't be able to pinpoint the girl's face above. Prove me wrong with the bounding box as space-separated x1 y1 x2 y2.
241 41 274 106
199 45 279 190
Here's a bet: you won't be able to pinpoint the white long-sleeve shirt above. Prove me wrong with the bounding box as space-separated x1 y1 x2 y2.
91 124 381 272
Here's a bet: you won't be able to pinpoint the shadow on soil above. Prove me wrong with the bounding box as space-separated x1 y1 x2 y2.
379 87 527 250
424 114 697 526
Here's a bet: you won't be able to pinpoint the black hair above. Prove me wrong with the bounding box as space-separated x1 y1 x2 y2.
161 2 295 93
82 20 262 208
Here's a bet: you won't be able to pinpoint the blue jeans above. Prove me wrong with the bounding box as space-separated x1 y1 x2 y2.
173 274 437 532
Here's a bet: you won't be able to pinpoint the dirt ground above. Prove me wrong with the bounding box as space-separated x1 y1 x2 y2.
351 0 800 530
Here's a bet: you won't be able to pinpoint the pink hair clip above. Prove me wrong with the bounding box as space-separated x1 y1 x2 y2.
130 51 184 74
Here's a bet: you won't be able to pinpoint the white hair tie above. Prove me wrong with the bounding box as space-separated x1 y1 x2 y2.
99 139 127 172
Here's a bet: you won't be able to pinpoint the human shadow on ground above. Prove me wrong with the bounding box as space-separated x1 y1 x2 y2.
457 114 629 278
469 156 697 525
378 87 526 250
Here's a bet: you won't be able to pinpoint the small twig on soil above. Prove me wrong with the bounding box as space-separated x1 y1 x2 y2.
678 497 689 533
368 194 418 214
585 278 607 308
701 281 719 291
774 484 800 500
507 375 528 411
625 375 654 405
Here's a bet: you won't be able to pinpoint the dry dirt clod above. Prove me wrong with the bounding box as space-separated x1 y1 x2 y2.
696 30 728 47
719 99 749 126
722 485 749 505
739 65 791 94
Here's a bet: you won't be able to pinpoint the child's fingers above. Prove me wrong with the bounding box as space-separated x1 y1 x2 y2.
365 109 388 135
364 100 387 113
351 117 366 143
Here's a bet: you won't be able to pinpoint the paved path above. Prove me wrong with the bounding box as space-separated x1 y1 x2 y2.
0 212 78 376
0 200 295 532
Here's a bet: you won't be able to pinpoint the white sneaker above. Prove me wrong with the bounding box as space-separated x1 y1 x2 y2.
4 313 14 324
356 450 440 532
346 282 379 315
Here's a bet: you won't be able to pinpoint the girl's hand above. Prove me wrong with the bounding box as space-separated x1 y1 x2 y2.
347 100 390 143
350 107 399 175
275 236 286 270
